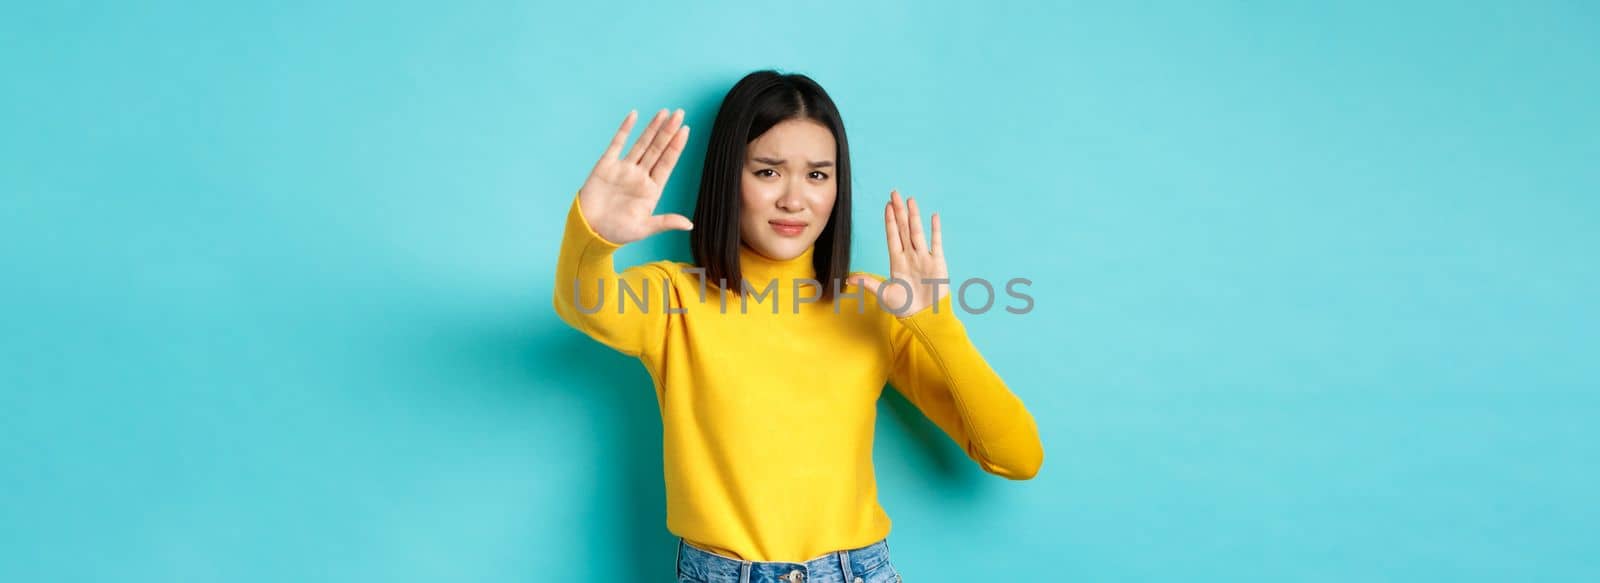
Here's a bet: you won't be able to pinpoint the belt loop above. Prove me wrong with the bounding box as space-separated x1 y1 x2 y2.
837 549 854 580
739 559 752 583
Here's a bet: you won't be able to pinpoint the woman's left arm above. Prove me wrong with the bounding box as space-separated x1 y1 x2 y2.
849 190 1045 480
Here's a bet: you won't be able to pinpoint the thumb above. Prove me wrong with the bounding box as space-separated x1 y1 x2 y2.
646 213 694 235
846 273 884 296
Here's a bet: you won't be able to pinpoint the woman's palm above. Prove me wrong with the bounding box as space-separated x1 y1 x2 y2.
578 108 694 245
849 189 950 318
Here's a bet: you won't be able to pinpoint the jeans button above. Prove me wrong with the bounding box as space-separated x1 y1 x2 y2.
854 578 864 583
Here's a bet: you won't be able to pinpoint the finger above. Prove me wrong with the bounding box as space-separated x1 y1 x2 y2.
601 110 638 161
847 273 885 301
907 196 927 253
646 213 694 235
649 124 689 185
891 190 913 256
848 273 883 288
624 109 668 163
930 212 943 259
884 201 903 254
640 108 685 170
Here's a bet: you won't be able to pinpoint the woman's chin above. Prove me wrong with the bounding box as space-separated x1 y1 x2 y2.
744 239 810 261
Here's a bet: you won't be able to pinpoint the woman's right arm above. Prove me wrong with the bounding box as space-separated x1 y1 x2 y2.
551 108 694 357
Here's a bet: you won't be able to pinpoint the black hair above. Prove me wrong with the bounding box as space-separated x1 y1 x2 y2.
691 69 852 302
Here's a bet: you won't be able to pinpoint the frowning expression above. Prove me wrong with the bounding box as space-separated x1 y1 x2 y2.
739 118 838 260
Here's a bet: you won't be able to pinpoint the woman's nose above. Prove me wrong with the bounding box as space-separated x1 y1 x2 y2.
776 190 803 212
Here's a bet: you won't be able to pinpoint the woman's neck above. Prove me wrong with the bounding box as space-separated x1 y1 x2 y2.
737 242 817 285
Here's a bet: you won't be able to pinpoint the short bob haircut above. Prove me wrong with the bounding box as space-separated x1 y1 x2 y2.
691 70 852 302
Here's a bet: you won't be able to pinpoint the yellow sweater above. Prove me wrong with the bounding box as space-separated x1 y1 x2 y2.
552 191 1043 562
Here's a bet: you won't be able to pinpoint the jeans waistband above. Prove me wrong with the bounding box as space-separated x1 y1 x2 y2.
675 536 893 583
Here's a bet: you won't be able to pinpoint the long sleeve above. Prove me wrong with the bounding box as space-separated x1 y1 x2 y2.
886 293 1045 480
552 190 675 358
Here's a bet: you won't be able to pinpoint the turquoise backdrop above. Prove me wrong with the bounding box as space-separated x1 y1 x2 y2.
3 1 1597 581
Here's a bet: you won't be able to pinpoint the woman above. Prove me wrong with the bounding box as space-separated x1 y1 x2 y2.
553 70 1043 583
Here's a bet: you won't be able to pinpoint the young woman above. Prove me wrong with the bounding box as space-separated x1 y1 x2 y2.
553 70 1043 583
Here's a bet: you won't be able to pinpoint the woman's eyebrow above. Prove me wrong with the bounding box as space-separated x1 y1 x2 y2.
751 156 835 168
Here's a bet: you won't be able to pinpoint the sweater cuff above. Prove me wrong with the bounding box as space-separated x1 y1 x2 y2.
898 293 962 332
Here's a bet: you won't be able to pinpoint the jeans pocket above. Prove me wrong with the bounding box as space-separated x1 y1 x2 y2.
860 561 901 583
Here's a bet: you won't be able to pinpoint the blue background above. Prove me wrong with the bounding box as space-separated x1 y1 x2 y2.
3 1 1597 581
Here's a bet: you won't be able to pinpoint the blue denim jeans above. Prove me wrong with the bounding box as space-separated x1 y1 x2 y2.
675 536 903 583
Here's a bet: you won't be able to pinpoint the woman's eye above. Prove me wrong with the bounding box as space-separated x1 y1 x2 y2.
755 169 776 177
810 171 829 180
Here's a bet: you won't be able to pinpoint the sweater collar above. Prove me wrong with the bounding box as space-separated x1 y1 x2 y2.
738 241 817 285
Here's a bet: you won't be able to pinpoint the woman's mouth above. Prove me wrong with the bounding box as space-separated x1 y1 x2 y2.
769 220 808 237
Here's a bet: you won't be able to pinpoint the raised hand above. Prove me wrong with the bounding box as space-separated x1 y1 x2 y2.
848 189 950 318
577 108 693 245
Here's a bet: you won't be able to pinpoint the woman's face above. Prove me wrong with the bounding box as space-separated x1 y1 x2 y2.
739 118 838 261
